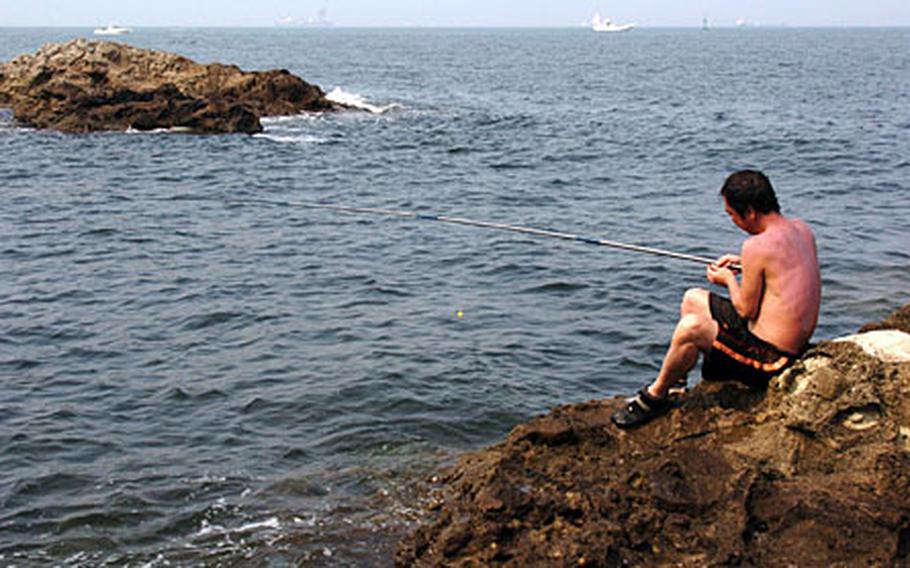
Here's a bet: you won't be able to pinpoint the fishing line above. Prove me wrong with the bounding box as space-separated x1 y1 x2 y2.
233 198 740 271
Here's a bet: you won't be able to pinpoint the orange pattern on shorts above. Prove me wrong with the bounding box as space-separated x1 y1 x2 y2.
711 338 792 373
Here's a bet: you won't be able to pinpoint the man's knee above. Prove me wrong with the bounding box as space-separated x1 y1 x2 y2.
680 288 710 317
675 312 717 351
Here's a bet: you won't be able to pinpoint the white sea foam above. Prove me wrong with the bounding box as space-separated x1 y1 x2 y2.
253 133 327 145
138 554 170 568
196 516 281 538
197 519 226 537
125 126 194 134
326 87 403 114
261 114 324 125
236 517 282 532
294 514 318 528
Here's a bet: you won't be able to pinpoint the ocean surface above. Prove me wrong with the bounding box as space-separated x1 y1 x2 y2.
1 26 909 566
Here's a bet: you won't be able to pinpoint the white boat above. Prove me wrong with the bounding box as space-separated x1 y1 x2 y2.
591 12 634 32
275 9 332 27
93 25 133 36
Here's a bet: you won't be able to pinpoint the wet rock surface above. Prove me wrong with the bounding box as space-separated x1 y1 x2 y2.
0 39 337 134
397 302 910 567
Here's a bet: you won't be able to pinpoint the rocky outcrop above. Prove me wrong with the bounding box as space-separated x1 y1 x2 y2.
397 302 910 567
861 302 910 335
0 39 337 134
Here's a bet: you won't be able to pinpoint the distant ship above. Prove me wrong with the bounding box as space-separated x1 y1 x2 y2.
93 25 133 36
591 12 634 33
276 8 333 27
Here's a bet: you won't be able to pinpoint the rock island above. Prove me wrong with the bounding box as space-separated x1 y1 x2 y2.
0 39 338 134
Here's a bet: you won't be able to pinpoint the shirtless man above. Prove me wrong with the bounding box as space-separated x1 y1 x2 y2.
612 170 821 428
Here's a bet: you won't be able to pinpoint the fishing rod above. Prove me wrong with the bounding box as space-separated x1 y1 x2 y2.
235 198 741 271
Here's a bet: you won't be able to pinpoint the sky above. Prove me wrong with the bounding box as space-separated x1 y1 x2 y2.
1 0 908 28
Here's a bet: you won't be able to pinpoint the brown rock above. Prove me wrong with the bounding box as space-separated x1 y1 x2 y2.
861 302 910 334
397 302 910 567
0 39 337 134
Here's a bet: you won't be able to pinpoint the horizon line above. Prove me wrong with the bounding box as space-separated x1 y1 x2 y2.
1 23 908 29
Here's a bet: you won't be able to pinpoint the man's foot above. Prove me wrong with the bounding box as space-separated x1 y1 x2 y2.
611 387 672 429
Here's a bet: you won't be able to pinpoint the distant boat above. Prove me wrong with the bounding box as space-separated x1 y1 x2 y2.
591 12 634 33
275 9 333 27
93 25 133 36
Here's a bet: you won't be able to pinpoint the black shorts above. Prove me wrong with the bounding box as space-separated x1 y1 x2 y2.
701 293 800 387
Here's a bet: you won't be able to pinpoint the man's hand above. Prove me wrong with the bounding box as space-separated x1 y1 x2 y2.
707 254 741 286
714 253 741 268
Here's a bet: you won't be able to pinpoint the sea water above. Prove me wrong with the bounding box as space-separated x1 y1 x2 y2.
1 27 909 565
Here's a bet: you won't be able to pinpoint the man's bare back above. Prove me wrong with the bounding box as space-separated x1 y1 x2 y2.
742 216 820 353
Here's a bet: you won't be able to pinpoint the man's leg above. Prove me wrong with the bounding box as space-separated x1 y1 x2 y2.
647 288 718 398
612 288 720 428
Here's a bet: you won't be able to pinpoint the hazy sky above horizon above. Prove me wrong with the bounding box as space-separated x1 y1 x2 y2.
1 1 908 28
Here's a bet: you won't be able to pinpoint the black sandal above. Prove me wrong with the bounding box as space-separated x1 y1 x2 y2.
667 377 688 397
611 387 672 429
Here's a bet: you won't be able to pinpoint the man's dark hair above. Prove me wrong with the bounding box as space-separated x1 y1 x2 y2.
720 170 781 217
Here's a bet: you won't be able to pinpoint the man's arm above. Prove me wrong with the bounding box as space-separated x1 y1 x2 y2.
707 241 764 320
